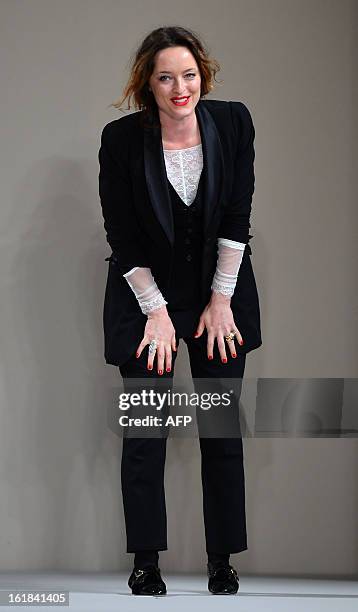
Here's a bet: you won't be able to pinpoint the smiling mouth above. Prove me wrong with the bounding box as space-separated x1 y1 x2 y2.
171 96 190 106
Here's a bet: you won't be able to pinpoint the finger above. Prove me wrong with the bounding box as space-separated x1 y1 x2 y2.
147 343 156 371
234 327 244 346
194 318 205 338
225 336 237 358
171 335 177 352
136 336 149 359
224 329 237 358
216 334 228 363
165 344 172 374
207 331 215 360
156 344 165 376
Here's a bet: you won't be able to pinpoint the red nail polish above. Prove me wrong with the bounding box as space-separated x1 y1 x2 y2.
208 355 213 360
148 365 153 370
194 333 199 338
232 353 237 358
166 368 171 373
136 352 140 358
158 370 163 375
239 340 244 346
222 358 227 363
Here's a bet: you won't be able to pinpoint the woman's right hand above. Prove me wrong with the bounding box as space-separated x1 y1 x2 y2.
136 306 177 374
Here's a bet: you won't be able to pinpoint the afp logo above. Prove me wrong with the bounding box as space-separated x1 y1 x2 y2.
165 416 192 427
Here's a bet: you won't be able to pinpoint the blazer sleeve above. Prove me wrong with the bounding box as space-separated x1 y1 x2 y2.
218 101 255 244
98 121 150 275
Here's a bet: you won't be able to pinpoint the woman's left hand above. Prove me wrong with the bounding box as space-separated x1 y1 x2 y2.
194 293 244 362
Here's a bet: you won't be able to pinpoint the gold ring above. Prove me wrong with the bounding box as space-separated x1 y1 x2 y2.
225 331 236 342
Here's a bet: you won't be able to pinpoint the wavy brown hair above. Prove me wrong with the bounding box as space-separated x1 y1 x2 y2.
110 25 222 128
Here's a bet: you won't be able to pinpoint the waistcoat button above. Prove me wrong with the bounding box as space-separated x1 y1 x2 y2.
186 254 192 262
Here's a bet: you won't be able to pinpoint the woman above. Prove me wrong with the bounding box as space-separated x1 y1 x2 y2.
99 25 262 596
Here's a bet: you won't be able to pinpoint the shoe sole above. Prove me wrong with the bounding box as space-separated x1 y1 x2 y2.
131 592 167 596
209 591 238 595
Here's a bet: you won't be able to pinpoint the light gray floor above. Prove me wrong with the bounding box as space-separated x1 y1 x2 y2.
1 572 358 611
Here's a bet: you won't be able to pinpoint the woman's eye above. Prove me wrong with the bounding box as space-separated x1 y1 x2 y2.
159 73 196 81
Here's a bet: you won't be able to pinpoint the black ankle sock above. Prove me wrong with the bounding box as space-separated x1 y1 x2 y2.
208 552 230 567
134 550 159 569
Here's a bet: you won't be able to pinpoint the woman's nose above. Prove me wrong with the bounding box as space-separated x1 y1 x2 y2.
172 80 185 94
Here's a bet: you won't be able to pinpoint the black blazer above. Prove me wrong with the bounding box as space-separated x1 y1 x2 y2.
98 98 262 366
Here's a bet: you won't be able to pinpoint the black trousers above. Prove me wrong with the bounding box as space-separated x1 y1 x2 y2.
119 331 247 554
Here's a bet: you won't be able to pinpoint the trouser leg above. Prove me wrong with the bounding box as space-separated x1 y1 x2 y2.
121 436 168 551
119 345 178 552
185 332 248 553
199 435 247 553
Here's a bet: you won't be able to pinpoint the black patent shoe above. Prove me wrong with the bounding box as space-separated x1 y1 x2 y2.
128 565 167 596
207 562 239 595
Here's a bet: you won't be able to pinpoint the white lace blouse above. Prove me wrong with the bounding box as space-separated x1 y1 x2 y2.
123 144 246 315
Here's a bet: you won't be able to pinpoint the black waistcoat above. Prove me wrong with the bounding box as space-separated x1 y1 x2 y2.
163 167 207 338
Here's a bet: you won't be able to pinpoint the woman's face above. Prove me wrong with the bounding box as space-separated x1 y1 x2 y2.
148 46 201 120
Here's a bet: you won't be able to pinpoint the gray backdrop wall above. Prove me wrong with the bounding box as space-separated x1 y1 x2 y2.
0 0 357 575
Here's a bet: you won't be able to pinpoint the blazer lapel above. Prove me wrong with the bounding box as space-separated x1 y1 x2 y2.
143 99 225 246
196 101 225 236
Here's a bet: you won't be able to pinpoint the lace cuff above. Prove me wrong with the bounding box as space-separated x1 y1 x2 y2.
123 267 168 315
211 238 246 297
